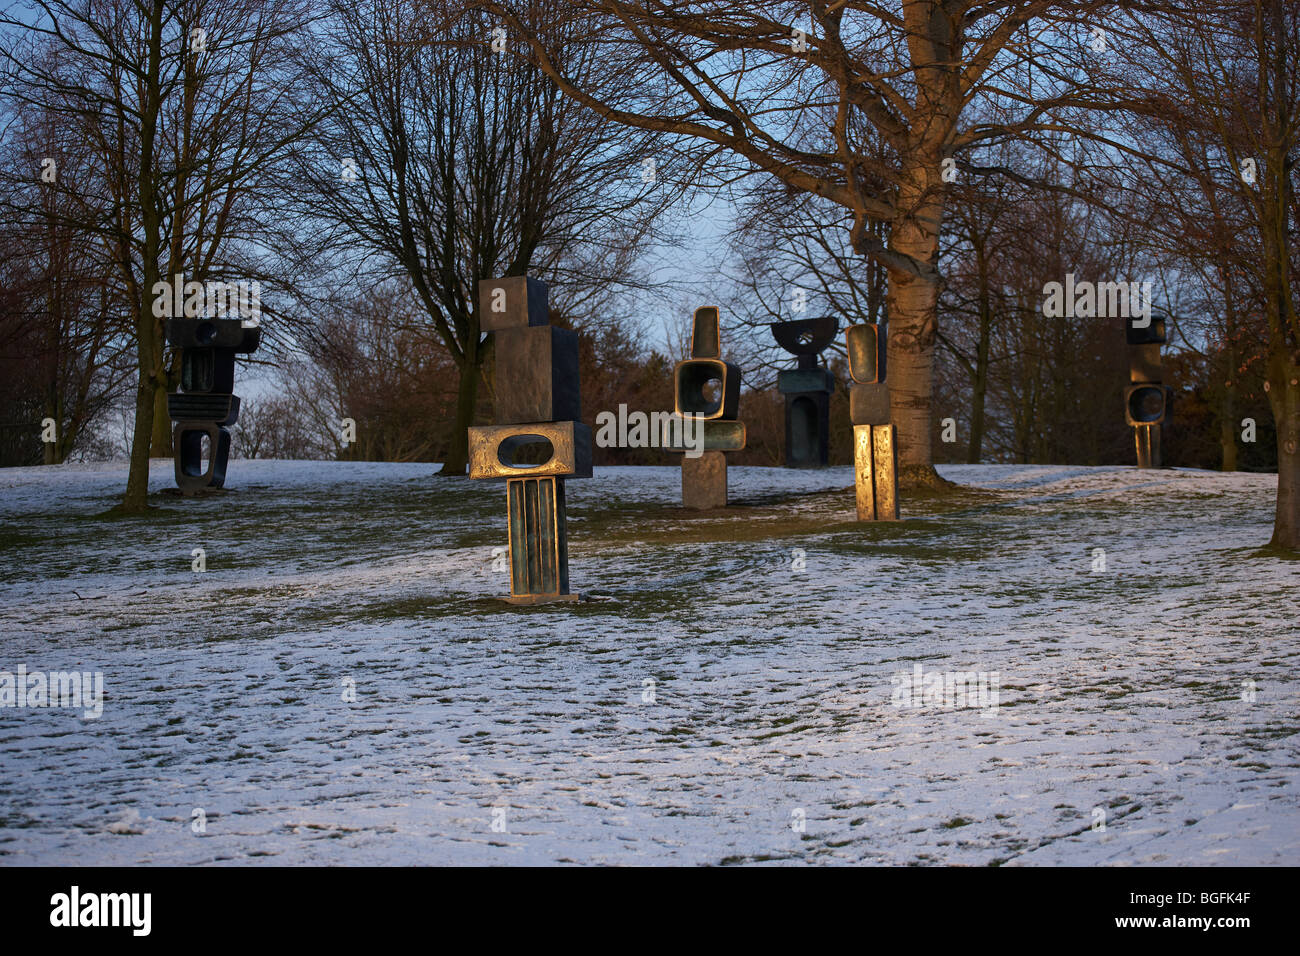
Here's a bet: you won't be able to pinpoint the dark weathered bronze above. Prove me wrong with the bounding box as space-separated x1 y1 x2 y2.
671 307 746 507
166 317 259 492
849 381 891 426
1126 316 1169 468
846 322 887 384
471 276 587 603
1125 316 1167 346
504 475 577 604
772 316 837 468
660 418 747 453
675 357 741 419
479 276 551 331
492 325 581 424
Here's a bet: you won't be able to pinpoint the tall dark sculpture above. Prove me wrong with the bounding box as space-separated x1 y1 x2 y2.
468 276 590 604
1125 316 1169 469
771 316 837 468
166 317 260 492
671 306 746 509
846 323 899 520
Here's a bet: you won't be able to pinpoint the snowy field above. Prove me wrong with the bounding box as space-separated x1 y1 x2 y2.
0 459 1296 866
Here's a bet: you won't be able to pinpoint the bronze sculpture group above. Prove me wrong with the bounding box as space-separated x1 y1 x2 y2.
163 272 1172 603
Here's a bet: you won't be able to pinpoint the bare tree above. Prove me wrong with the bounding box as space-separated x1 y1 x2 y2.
0 0 322 511
1104 0 1300 548
290 0 672 475
480 0 1117 486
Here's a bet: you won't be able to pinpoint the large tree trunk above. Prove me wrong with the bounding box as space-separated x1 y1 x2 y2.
968 247 992 465
885 183 945 487
879 135 952 488
885 268 936 464
439 332 480 476
1266 355 1300 550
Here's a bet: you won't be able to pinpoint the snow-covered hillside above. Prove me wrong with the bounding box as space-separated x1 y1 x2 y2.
0 460 1295 864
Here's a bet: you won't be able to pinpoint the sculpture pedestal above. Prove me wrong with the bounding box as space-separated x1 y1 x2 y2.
505 476 575 601
682 451 728 509
1134 423 1161 469
854 424 899 521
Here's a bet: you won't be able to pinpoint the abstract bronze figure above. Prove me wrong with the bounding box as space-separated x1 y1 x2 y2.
1125 316 1169 469
166 317 260 492
468 276 590 603
671 306 745 508
771 316 837 468
846 322 899 520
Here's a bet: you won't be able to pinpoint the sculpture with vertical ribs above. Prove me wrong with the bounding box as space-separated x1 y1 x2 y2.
671 306 746 509
1125 316 1170 469
846 323 899 520
166 317 260 492
467 276 590 604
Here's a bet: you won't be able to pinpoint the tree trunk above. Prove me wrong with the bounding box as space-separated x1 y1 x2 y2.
149 364 173 458
886 262 945 488
1266 355 1300 550
117 0 165 514
1220 404 1238 472
121 311 163 512
968 251 992 465
439 332 480 476
884 162 946 488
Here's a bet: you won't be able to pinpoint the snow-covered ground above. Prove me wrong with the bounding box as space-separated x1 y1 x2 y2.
0 459 1295 865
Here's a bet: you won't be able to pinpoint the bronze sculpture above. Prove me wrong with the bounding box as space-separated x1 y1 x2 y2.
771 316 837 468
846 322 899 520
670 307 746 508
1125 316 1169 469
166 317 260 492
468 276 590 603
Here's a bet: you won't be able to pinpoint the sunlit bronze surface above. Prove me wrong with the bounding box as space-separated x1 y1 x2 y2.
468 421 592 480
661 418 746 453
1134 422 1162 469
854 424 899 521
690 306 721 359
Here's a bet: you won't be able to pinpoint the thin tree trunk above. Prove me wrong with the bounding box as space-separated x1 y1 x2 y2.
121 313 162 511
149 367 173 458
118 0 165 513
1267 356 1300 549
1220 398 1238 471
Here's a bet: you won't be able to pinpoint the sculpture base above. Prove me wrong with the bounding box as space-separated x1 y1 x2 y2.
854 424 900 521
502 592 581 605
507 475 571 595
682 451 727 509
1134 423 1162 469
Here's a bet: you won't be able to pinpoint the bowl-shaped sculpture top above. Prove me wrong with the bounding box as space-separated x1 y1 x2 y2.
771 316 838 357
